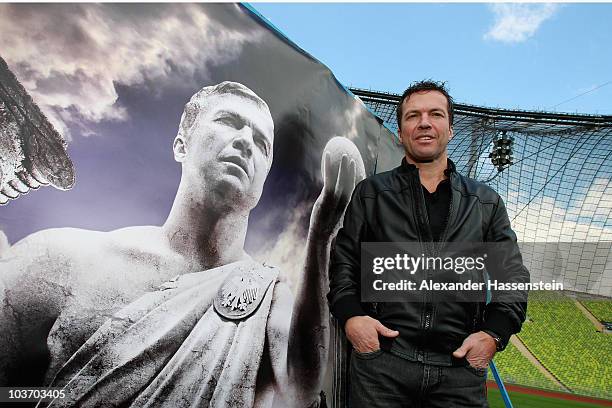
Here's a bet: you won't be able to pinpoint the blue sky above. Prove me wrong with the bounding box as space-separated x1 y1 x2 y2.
252 3 612 115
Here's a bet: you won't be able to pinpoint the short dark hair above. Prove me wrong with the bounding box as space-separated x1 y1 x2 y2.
396 80 454 130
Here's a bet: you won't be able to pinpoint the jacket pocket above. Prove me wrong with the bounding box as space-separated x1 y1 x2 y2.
464 363 488 377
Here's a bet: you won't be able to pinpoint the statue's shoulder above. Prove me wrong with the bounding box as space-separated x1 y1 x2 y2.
105 225 166 253
3 227 163 292
4 228 114 289
108 225 161 240
8 227 110 264
1 228 112 323
1 226 170 334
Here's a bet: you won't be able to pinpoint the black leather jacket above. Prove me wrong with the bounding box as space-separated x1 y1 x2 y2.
328 159 529 365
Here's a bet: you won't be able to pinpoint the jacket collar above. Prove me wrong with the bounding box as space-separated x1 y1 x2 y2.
398 157 457 176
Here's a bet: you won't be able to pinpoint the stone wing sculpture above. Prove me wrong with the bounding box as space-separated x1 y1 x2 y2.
0 55 74 205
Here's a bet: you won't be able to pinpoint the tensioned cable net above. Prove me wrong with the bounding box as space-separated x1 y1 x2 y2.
352 88 612 298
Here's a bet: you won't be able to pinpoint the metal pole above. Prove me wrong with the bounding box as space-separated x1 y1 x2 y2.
490 360 514 408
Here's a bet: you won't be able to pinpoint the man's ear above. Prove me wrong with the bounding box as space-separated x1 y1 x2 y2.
173 136 187 162
449 126 454 140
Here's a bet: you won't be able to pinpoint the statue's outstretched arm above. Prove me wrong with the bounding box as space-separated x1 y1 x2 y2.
276 138 364 406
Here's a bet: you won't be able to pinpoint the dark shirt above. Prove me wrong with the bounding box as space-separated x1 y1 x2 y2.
422 179 451 242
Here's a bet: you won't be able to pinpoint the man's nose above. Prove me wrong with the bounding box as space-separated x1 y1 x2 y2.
233 126 254 158
418 115 432 129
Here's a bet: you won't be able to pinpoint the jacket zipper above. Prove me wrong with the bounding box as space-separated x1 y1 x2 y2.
437 172 454 250
415 173 434 346
416 172 455 338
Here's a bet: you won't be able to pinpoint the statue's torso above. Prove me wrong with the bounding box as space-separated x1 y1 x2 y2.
43 257 279 408
42 227 202 381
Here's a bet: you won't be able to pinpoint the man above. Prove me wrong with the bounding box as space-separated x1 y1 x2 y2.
0 81 357 407
328 80 529 407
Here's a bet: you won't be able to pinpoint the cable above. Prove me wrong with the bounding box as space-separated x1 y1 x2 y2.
551 81 612 109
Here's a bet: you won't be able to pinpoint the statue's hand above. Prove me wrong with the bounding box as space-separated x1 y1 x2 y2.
309 152 357 239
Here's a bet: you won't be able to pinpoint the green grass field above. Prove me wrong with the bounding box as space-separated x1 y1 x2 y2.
488 388 608 408
517 292 612 399
581 300 612 322
493 341 563 392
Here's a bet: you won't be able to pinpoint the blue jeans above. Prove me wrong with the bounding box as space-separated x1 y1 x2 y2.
349 349 488 408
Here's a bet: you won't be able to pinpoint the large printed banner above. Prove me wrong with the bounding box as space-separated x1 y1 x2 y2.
0 3 401 407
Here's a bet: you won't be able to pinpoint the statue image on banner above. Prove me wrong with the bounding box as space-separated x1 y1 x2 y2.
0 81 366 407
0 4 383 407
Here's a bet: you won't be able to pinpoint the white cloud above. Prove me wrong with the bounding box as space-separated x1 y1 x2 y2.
341 102 365 142
507 180 611 296
484 3 559 44
511 194 611 243
0 4 263 140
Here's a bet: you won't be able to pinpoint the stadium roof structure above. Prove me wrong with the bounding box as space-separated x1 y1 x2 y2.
352 87 612 297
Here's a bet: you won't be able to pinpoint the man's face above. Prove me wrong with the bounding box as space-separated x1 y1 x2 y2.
398 90 453 163
179 93 274 211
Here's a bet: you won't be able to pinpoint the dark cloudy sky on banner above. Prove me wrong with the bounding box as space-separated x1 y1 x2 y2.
0 3 391 283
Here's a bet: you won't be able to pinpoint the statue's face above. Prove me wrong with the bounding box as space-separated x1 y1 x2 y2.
181 93 274 211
